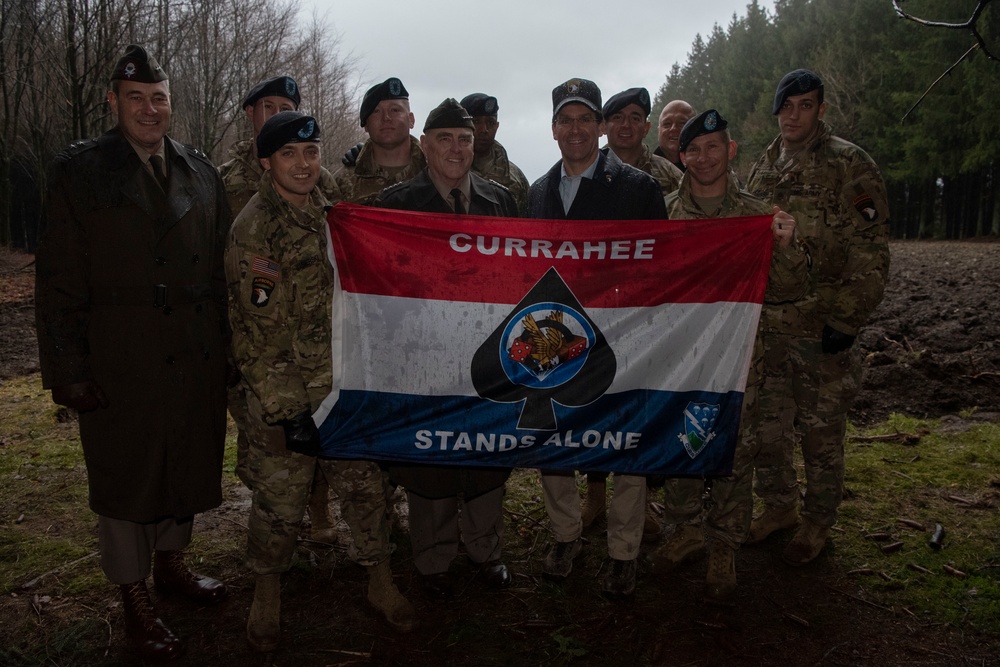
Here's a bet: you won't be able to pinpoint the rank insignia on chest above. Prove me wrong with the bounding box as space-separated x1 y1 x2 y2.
251 256 280 278
853 193 879 222
251 277 275 308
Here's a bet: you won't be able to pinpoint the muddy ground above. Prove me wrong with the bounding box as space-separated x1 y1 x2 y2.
1 240 998 666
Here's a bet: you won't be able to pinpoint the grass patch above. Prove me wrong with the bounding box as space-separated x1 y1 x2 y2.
835 414 1000 632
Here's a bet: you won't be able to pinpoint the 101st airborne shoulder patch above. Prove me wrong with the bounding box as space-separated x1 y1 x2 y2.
250 277 274 308
853 192 879 222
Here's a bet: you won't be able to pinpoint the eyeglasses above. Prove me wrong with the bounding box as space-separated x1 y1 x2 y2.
554 115 598 128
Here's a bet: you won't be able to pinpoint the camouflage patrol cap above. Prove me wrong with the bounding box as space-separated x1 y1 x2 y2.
460 93 499 117
360 77 409 127
602 88 651 120
772 69 824 114
423 98 475 132
679 109 728 152
110 44 168 83
257 111 321 159
242 76 301 110
552 78 602 119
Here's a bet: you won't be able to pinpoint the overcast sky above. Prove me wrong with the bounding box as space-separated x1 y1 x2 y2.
312 1 774 181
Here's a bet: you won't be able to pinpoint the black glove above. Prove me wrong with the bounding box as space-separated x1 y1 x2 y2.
341 142 364 167
821 325 856 355
51 381 110 413
278 412 322 456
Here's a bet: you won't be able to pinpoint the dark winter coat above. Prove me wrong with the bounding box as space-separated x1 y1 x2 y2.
35 128 231 523
374 168 516 499
526 149 668 220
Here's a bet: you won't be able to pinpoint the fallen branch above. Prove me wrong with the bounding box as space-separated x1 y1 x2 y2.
898 518 926 531
21 551 99 590
881 541 905 554
891 470 915 481
783 612 810 628
942 564 968 579
825 584 893 611
849 430 925 446
907 562 933 574
945 495 976 506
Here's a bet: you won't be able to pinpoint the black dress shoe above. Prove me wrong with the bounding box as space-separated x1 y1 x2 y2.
481 560 512 589
422 572 455 599
153 550 227 605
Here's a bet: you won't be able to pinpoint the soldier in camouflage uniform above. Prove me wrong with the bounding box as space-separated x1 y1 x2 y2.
218 75 342 544
745 70 889 566
459 93 530 214
652 110 809 600
603 87 682 197
585 88 685 543
331 77 425 204
226 112 415 650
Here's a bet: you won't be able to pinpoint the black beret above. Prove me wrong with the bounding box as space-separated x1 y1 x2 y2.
678 109 729 153
423 98 475 132
772 69 823 115
552 78 602 118
256 111 321 159
602 87 651 120
242 76 300 110
110 44 167 83
360 77 409 127
460 93 499 117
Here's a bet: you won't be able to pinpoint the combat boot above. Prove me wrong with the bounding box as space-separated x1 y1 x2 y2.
746 505 798 544
246 574 281 652
121 580 184 661
367 561 416 633
307 485 338 544
705 540 737 601
650 523 704 573
782 518 830 566
580 480 606 528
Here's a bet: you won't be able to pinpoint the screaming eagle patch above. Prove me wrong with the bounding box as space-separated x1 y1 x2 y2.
250 277 275 308
853 193 879 222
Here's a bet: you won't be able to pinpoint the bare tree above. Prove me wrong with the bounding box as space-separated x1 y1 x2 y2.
892 0 997 120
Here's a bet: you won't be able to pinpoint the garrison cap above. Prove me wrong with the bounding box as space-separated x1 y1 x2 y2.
552 78 602 118
110 44 167 83
256 111 321 159
460 93 499 117
423 98 475 132
772 69 823 114
360 77 409 127
679 109 728 153
242 76 300 110
602 87 651 120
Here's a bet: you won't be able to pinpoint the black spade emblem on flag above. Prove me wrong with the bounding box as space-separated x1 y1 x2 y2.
471 268 616 430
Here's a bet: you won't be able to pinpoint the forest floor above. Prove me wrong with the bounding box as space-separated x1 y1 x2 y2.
1 240 999 666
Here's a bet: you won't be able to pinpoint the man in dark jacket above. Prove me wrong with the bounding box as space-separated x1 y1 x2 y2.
35 44 229 661
375 98 517 599
527 78 666 599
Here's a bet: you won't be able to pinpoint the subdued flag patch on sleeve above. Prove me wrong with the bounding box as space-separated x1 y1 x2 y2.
251 256 280 278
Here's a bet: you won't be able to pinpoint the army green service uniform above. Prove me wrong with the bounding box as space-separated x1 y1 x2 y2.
662 171 810 548
330 136 425 205
226 173 391 573
746 120 889 527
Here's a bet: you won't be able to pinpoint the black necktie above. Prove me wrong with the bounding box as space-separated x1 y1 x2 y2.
149 155 168 191
451 188 466 215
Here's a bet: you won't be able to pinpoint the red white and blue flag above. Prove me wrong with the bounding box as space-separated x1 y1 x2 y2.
316 203 773 476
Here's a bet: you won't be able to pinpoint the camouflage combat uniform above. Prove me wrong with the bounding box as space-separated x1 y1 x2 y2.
662 171 810 548
218 138 341 486
636 144 683 198
330 136 425 205
225 172 391 573
471 139 530 214
746 120 890 527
